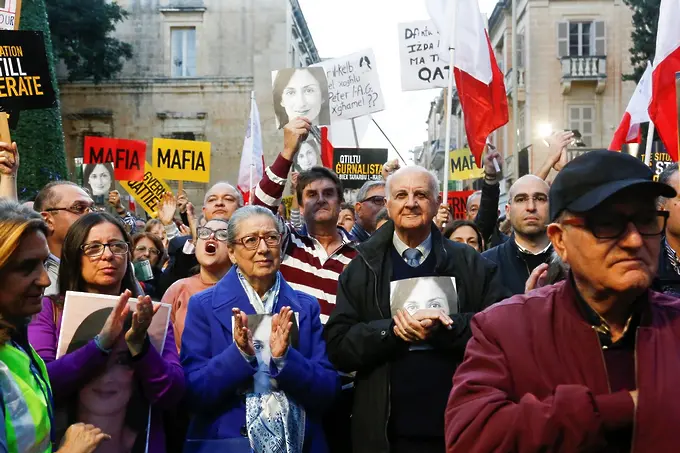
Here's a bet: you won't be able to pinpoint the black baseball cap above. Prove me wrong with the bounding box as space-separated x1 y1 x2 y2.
549 150 677 221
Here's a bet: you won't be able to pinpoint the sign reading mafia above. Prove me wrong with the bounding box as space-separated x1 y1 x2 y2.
0 30 56 111
83 136 146 181
152 137 211 183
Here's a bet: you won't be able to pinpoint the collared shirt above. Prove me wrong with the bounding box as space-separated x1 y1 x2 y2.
253 154 358 323
392 232 432 266
515 240 552 256
44 253 60 297
665 237 680 276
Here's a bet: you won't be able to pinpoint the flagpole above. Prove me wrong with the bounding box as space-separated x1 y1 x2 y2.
442 58 455 210
644 121 655 166
248 90 255 205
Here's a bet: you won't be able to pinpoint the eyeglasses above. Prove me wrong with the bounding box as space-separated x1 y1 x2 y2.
561 210 669 239
361 195 386 206
45 203 95 215
235 233 282 250
81 241 129 257
197 227 229 242
134 245 161 256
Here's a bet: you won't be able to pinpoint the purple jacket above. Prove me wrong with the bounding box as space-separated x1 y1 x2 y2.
29 297 185 453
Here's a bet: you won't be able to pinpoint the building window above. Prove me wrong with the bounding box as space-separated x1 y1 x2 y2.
568 106 594 147
170 132 196 141
516 32 525 67
171 27 196 77
557 21 605 57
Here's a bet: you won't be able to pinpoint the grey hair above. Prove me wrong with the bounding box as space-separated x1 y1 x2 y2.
658 163 679 207
204 181 244 207
226 206 283 244
466 190 482 211
385 166 439 200
356 180 386 203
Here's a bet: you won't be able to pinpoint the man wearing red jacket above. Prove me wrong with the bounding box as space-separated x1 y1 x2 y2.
445 150 680 453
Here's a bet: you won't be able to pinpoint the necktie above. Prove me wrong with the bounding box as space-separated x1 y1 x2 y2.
403 248 423 267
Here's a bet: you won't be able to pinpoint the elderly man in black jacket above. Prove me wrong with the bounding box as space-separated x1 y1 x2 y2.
324 166 509 453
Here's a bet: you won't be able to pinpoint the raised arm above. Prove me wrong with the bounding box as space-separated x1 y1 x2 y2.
474 150 502 243
0 141 18 201
253 118 311 213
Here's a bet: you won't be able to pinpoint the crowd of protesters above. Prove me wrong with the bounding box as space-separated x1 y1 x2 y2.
0 118 679 453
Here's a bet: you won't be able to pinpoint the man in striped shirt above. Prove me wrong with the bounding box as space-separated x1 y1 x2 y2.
253 118 357 323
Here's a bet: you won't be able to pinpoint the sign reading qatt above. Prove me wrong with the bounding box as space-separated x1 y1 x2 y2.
398 20 449 91
314 49 385 121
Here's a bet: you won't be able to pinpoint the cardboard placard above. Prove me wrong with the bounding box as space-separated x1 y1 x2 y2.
333 148 387 189
152 137 211 183
398 20 449 91
440 190 475 220
271 67 331 128
84 136 146 182
0 0 21 31
55 292 171 453
314 49 385 121
120 163 172 217
449 148 484 181
0 31 56 111
640 142 674 181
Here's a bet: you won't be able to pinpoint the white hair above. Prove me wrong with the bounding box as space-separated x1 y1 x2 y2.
385 166 440 200
204 181 243 206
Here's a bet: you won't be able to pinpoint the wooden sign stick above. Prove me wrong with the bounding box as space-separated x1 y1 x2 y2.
14 0 22 30
178 180 183 195
0 113 12 144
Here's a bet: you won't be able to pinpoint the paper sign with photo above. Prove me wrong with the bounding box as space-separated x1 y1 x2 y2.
389 276 458 317
82 162 114 205
271 67 331 129
55 292 171 453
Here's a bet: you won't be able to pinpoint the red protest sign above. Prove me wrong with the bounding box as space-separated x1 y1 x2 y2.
84 136 146 181
439 190 475 220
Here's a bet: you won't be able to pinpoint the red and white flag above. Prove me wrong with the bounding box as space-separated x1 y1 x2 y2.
128 194 136 213
648 0 680 161
237 92 264 204
426 0 509 167
609 63 653 151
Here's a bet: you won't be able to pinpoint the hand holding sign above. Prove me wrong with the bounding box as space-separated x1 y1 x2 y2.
483 149 503 179
108 190 122 210
282 118 311 161
0 141 17 176
58 423 111 453
271 306 294 358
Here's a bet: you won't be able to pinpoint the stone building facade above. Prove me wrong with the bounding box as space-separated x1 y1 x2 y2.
58 0 319 208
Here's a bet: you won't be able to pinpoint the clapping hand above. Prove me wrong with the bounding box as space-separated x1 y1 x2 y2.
271 306 294 358
545 131 573 172
0 141 18 177
157 192 177 226
125 295 160 356
233 308 255 356
98 290 132 350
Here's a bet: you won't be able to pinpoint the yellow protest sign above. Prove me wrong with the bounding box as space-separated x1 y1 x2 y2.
449 148 484 181
152 138 211 183
281 195 293 216
120 162 172 217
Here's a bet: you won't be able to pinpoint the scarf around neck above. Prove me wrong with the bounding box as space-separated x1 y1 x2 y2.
236 268 305 453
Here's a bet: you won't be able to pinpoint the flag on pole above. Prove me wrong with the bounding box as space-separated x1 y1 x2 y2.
237 92 264 204
426 0 509 167
648 0 680 161
609 63 653 151
128 194 136 213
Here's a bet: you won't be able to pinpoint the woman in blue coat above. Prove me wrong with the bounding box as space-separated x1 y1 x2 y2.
180 205 339 453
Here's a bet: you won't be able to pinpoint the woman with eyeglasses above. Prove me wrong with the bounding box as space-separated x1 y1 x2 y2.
131 232 167 300
28 212 185 453
0 200 113 453
162 219 231 352
181 206 338 453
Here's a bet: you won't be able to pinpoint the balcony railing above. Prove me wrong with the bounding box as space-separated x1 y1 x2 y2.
561 56 606 79
505 67 526 96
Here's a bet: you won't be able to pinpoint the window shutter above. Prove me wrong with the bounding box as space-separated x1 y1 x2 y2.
186 28 197 76
593 20 606 56
517 32 525 67
557 21 568 57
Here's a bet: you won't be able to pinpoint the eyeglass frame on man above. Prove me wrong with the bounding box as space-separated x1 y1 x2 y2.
197 227 229 242
360 195 386 206
559 210 669 240
81 241 130 258
233 233 282 251
45 203 95 216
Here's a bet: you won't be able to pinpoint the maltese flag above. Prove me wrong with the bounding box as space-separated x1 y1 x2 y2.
237 92 264 204
648 0 680 161
426 0 508 166
609 63 653 151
